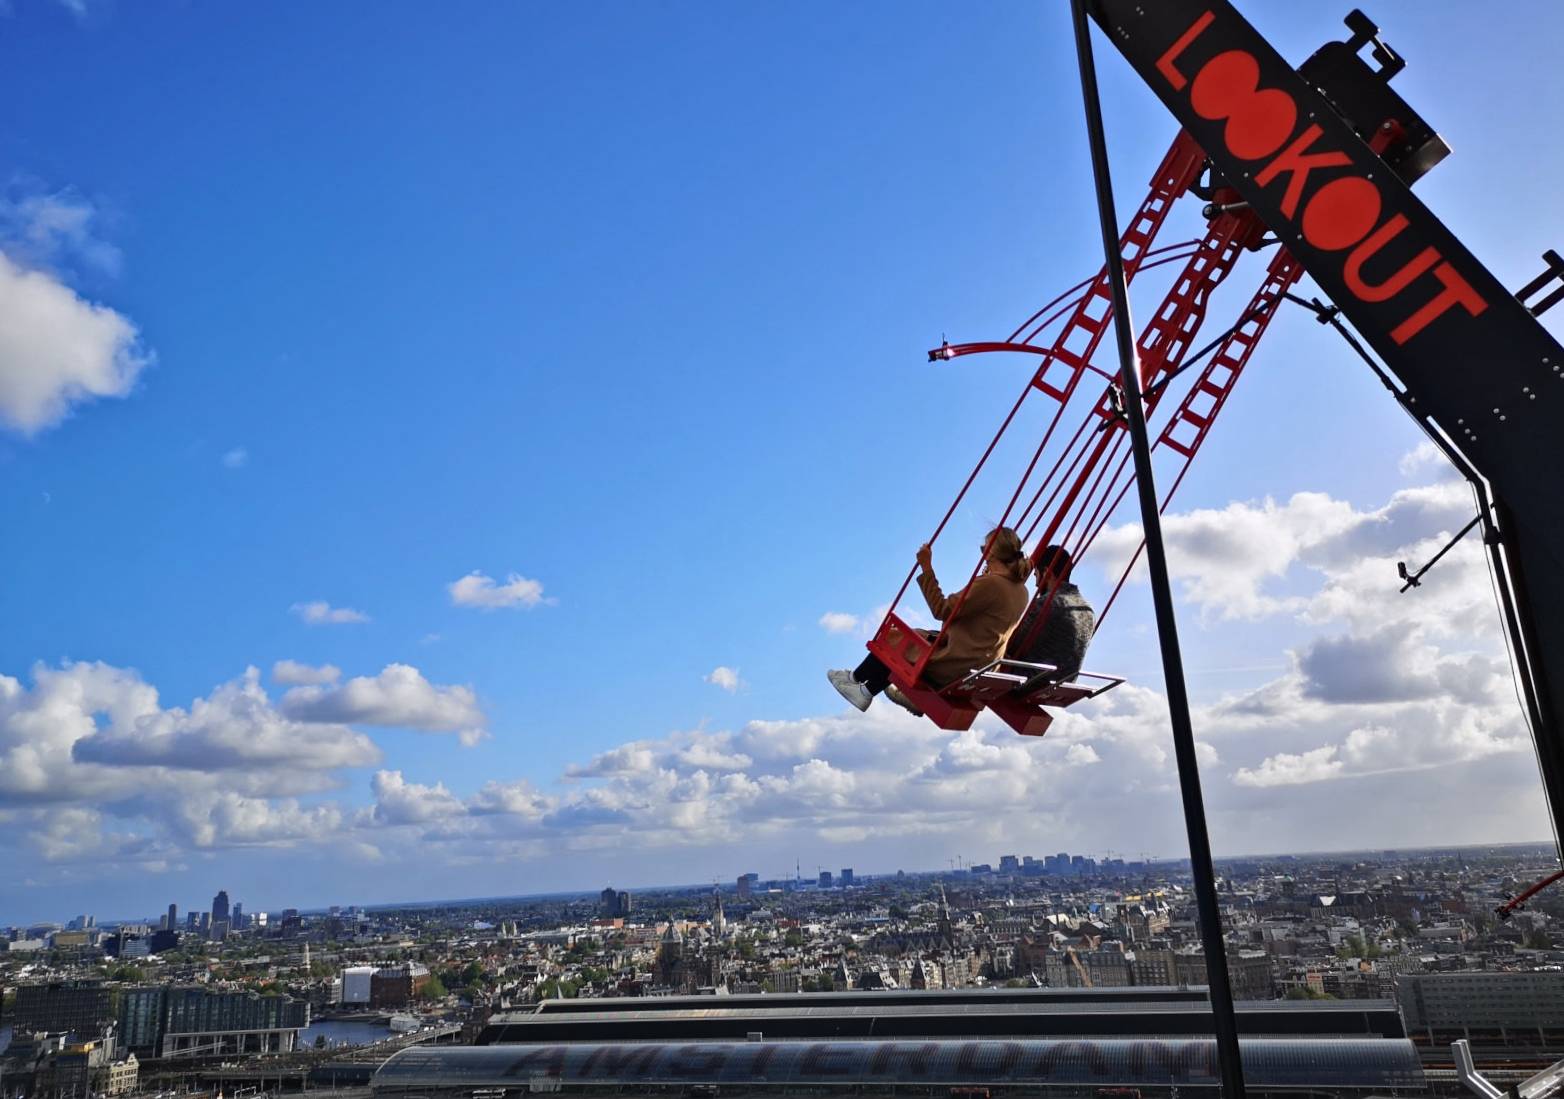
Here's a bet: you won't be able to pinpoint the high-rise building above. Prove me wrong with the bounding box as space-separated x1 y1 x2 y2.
818 870 833 888
840 868 855 886
12 981 115 1038
736 875 751 899
211 890 230 924
999 855 1020 873
231 903 245 931
600 887 619 917
167 903 178 931
121 985 309 1057
617 890 633 917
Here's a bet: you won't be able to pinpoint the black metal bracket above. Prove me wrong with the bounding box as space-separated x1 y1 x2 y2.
1342 9 1406 81
1517 250 1564 317
1397 510 1488 592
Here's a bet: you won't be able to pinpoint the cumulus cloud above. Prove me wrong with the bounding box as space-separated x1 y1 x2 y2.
279 663 486 740
0 250 149 435
705 666 743 693
73 667 379 772
169 791 344 850
0 661 380 863
290 600 370 625
448 570 550 610
370 770 465 825
819 612 860 634
1233 746 1344 788
221 446 248 469
5 451 1551 887
271 660 341 686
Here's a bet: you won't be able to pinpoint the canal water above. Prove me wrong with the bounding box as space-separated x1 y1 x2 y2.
299 1019 396 1049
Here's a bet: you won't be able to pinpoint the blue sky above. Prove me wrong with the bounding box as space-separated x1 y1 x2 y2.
1 0 1561 925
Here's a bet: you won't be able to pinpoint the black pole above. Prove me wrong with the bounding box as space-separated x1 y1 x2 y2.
1067 3 1247 1097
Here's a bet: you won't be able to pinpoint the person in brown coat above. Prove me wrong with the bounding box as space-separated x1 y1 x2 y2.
829 527 1032 715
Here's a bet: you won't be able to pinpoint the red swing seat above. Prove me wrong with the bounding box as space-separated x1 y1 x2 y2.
868 612 1124 737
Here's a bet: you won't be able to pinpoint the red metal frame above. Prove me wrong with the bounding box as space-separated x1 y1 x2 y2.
1095 247 1306 626
865 131 1302 736
869 131 1208 710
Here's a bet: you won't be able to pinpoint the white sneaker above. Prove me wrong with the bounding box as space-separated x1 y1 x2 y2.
827 669 872 712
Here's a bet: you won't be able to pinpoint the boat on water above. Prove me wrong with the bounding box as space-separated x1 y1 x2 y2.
388 1013 422 1033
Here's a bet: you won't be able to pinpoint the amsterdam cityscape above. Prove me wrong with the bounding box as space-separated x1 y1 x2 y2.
4 842 1562 1097
4 0 1564 1098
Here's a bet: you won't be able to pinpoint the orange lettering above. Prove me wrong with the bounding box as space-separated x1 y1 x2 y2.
1189 51 1298 161
1300 176 1381 251
1156 10 1216 91
1254 125 1352 219
1344 215 1441 302
1391 262 1488 344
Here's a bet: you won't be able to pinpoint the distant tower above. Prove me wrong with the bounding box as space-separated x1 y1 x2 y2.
712 889 726 938
302 941 311 972
657 922 687 986
212 890 230 923
937 885 954 941
167 903 178 931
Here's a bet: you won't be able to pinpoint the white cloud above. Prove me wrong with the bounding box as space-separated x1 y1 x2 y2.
370 770 465 825
221 446 248 469
1233 746 1344 787
2 465 1551 890
448 570 550 610
819 612 860 634
280 662 486 739
705 666 742 693
271 660 341 686
170 791 344 850
290 600 370 625
0 189 121 276
1398 440 1449 479
0 250 149 435
71 666 379 773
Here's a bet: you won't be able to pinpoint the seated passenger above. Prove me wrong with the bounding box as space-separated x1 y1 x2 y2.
1005 544 1096 684
828 526 1032 714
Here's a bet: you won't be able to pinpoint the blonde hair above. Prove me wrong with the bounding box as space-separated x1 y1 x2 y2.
984 526 1030 583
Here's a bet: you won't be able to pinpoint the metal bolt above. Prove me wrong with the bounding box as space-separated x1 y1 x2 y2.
1500 415 1507 421
1523 386 1531 392
1457 418 1465 424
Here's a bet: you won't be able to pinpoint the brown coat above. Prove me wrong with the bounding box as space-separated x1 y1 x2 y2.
915 568 1031 687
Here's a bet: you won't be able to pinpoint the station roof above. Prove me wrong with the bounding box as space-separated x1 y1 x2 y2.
479 994 1405 1044
530 986 1205 1014
376 1038 1424 1091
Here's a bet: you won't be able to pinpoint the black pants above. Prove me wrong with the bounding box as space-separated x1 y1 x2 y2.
853 653 894 696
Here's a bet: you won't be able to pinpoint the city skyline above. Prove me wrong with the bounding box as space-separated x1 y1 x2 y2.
7 839 1557 929
1 1 1560 922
